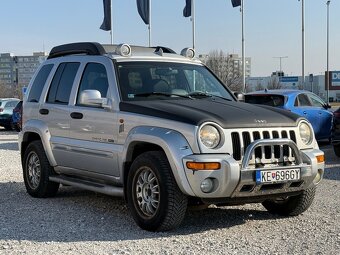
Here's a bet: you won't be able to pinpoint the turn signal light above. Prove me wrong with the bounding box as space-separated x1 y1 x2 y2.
186 162 221 170
316 155 325 163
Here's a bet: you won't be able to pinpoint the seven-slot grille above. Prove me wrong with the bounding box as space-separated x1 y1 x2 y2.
231 130 297 162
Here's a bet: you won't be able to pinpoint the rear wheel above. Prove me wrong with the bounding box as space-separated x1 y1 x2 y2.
23 140 59 198
262 187 316 216
334 144 340 157
127 151 187 231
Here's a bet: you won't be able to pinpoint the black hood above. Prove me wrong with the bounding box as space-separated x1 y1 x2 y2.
119 98 301 128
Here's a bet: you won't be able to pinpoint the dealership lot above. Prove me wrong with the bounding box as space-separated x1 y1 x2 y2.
0 130 339 255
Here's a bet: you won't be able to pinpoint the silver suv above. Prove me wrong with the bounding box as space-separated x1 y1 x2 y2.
19 42 325 231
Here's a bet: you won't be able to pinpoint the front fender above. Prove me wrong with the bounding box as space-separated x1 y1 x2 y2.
121 126 196 196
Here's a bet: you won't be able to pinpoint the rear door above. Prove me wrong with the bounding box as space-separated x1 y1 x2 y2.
307 93 332 139
292 93 321 139
39 62 81 167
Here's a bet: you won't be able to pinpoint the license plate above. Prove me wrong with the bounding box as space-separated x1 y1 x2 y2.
256 169 300 184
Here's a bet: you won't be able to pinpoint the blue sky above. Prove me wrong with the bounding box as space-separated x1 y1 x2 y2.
0 0 339 76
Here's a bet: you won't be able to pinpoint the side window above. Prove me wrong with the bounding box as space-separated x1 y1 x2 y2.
27 64 53 102
297 94 311 107
47 62 80 105
309 94 324 107
76 63 109 105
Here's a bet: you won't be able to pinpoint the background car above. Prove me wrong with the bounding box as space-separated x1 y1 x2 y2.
11 100 23 131
331 107 340 157
245 90 333 141
0 98 20 130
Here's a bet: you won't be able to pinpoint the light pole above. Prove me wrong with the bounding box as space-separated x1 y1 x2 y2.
300 0 305 89
241 0 245 93
326 0 330 104
273 56 288 72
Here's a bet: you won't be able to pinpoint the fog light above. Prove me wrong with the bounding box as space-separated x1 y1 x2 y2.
313 169 323 184
200 178 214 193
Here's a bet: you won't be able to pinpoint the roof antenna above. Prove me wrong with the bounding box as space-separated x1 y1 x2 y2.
155 47 163 56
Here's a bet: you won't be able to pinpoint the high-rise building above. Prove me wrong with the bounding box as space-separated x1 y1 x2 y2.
0 52 47 97
228 54 252 78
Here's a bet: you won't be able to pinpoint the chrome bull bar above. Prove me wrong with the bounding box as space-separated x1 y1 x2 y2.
241 138 303 170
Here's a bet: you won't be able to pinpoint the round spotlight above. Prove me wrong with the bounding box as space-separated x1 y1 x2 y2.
116 44 131 57
180 48 195 59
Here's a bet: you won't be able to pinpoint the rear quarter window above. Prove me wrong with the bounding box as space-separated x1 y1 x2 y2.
245 95 285 107
27 64 54 103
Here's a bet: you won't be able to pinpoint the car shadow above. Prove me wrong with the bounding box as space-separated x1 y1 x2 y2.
0 182 283 243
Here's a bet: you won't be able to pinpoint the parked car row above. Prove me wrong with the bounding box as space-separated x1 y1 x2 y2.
244 89 340 157
0 98 22 131
331 107 340 157
245 90 333 141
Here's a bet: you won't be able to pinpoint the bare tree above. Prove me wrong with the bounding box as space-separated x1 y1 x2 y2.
255 82 264 91
0 81 16 98
297 81 304 90
267 77 282 90
205 50 243 92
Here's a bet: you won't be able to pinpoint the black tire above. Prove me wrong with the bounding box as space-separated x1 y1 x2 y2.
334 144 340 157
126 151 188 231
4 125 12 131
262 187 316 216
23 140 59 198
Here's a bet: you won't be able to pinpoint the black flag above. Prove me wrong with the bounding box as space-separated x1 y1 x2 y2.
231 0 241 8
183 0 191 17
137 0 150 25
100 0 111 31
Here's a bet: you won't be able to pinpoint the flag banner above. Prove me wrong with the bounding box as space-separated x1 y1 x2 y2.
100 0 111 31
137 0 150 25
231 0 241 8
183 0 191 17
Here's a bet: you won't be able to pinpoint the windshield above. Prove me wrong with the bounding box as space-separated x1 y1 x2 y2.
116 62 234 101
245 94 285 107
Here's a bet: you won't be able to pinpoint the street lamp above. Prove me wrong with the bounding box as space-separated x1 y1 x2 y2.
298 0 305 89
326 0 331 104
273 56 288 72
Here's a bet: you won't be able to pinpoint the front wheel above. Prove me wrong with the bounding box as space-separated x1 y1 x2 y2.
262 187 316 216
127 151 187 231
23 140 59 198
334 144 340 157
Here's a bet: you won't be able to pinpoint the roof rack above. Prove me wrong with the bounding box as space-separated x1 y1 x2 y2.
48 42 177 59
48 42 106 59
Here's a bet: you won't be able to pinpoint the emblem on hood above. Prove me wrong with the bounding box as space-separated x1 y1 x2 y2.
254 119 267 124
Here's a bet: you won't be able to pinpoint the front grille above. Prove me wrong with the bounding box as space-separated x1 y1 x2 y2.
231 129 297 162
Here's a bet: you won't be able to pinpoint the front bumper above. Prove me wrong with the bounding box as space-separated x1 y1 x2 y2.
182 139 324 200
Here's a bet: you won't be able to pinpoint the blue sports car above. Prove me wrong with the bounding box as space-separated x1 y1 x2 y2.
245 90 333 141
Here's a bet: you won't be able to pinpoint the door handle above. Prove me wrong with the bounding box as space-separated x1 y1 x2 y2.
303 111 307 114
39 109 49 115
70 112 83 119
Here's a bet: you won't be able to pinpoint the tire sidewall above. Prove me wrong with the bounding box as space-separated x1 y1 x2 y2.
127 153 171 231
23 141 48 196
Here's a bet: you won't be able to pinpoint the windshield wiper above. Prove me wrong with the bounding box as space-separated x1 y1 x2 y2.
134 92 193 99
188 91 232 101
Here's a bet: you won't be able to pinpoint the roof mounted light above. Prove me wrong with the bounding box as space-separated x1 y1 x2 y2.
180 48 195 59
116 44 132 57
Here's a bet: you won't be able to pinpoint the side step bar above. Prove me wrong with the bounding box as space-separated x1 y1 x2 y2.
49 175 124 197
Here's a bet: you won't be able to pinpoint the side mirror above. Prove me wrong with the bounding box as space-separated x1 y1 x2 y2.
78 90 111 109
234 92 245 102
324 103 332 109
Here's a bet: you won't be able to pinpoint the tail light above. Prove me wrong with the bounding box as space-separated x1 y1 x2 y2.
334 112 340 118
0 108 3 113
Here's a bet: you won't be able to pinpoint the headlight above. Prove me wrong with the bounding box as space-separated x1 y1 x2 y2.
199 125 220 149
299 122 313 145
